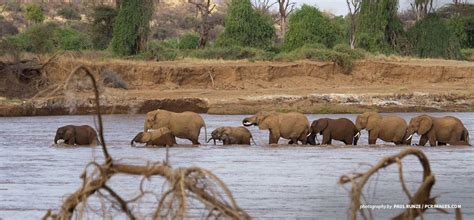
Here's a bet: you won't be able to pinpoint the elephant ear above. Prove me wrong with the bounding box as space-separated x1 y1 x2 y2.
418 116 433 135
153 111 171 128
258 114 276 130
365 113 380 131
316 119 329 134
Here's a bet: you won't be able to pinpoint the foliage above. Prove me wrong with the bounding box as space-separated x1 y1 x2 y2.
217 0 275 49
356 0 403 53
90 5 117 50
57 5 81 20
141 40 178 61
111 0 154 56
54 28 92 50
25 4 45 24
189 46 275 60
178 33 199 49
407 13 461 59
448 15 474 48
276 43 366 73
283 5 338 51
460 48 474 61
0 20 19 37
2 1 22 12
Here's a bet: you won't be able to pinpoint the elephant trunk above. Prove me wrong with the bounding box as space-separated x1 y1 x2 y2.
130 138 136 147
54 135 59 144
207 138 216 145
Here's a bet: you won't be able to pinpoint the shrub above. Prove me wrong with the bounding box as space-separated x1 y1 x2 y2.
407 13 462 59
111 0 154 56
283 5 338 51
90 5 117 50
13 23 57 53
0 20 19 37
141 40 178 61
448 15 474 48
189 46 275 60
217 0 275 49
178 33 199 49
54 28 92 50
25 4 45 24
57 5 81 20
461 48 474 61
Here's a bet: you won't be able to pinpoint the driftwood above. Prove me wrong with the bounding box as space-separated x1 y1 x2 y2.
43 65 250 220
339 148 460 220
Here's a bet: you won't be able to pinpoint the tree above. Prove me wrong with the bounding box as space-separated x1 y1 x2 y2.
345 0 361 49
217 0 275 49
25 4 44 24
407 13 461 59
90 5 117 50
110 0 154 56
277 0 295 38
189 0 216 48
356 0 403 52
283 5 337 51
410 0 434 21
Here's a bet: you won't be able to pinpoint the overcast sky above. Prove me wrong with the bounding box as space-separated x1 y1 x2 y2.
293 0 465 16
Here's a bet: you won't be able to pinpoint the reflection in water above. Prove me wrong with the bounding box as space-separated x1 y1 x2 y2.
0 113 473 218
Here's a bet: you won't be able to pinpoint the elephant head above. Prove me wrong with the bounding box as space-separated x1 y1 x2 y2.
355 112 381 132
242 111 277 129
54 125 74 144
130 132 152 147
208 127 228 145
406 115 433 140
307 119 328 145
144 110 171 132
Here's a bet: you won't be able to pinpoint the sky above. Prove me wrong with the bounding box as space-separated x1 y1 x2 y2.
293 0 466 16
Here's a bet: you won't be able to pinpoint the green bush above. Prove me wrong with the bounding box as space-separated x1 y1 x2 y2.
189 46 275 60
461 48 474 61
141 40 178 61
178 33 199 49
217 0 275 49
54 28 92 50
12 23 57 53
448 15 474 49
283 5 338 51
57 5 81 20
90 5 117 50
25 4 44 24
407 14 462 59
111 0 153 56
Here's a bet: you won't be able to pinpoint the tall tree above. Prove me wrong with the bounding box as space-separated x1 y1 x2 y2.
346 0 361 49
356 0 402 52
277 0 295 38
189 0 216 48
110 0 154 56
410 0 434 21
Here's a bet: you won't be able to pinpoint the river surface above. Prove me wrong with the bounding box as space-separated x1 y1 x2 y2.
0 113 473 219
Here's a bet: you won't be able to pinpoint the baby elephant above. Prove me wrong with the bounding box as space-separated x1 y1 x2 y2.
208 126 256 145
307 118 359 145
54 125 99 146
131 127 176 147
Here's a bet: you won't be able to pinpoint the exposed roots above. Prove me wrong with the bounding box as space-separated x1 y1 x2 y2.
338 148 454 220
42 66 250 220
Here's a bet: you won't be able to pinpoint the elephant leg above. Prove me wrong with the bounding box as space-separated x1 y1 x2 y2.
344 136 352 145
438 142 446 146
368 131 377 145
289 137 298 145
428 135 437 147
418 135 428 146
269 129 280 144
322 134 331 145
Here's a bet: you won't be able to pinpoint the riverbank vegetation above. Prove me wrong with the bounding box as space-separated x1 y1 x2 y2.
0 0 472 65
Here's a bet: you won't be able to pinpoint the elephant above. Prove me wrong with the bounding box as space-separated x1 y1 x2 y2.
307 118 359 145
144 109 207 145
131 127 176 147
406 115 470 146
242 111 309 144
355 112 411 145
54 125 98 146
208 126 256 145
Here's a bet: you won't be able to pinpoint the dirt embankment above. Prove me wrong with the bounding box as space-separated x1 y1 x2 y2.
1 58 473 116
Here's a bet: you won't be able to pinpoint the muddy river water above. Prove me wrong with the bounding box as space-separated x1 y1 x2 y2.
1 113 473 219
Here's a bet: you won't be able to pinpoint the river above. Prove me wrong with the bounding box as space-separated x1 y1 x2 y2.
0 113 473 219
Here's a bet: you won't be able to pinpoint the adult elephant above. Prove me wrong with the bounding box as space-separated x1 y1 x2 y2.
242 111 309 144
54 125 98 146
144 109 207 145
208 126 256 145
308 118 359 145
131 127 176 147
355 112 410 145
406 115 470 146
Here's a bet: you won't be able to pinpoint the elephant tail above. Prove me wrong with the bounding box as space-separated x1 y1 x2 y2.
463 128 470 145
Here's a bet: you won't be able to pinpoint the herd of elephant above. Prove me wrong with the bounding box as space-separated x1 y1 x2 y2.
54 109 471 147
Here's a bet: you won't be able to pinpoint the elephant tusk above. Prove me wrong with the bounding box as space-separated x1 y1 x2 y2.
306 133 312 138
406 134 413 141
354 132 361 138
